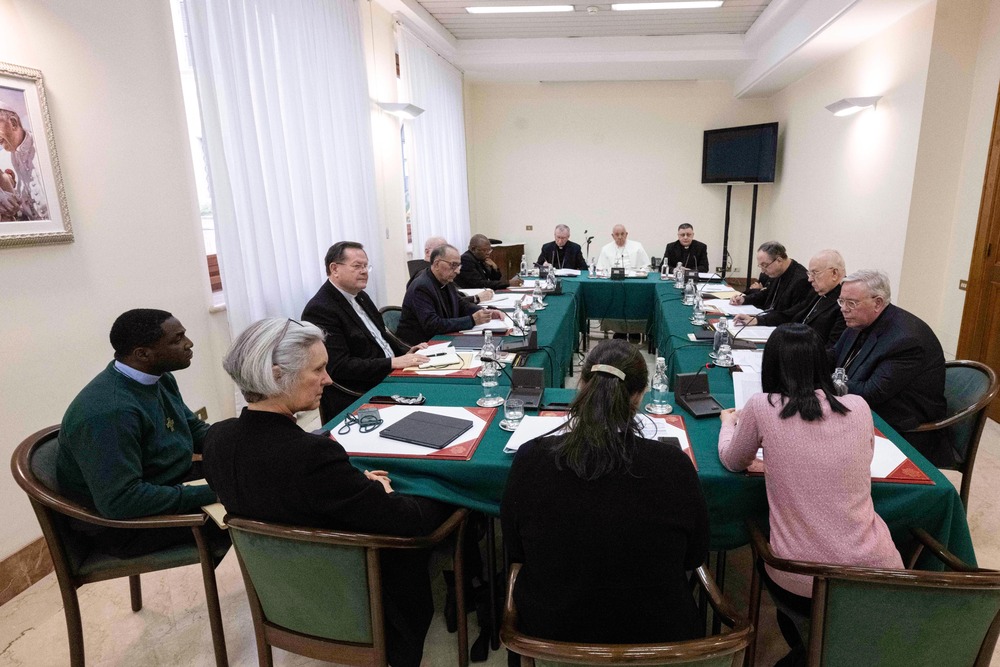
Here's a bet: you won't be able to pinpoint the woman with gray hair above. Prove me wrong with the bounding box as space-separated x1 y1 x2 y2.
203 317 455 667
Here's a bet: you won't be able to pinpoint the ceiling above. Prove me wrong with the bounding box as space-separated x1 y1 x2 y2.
373 0 931 95
417 0 772 40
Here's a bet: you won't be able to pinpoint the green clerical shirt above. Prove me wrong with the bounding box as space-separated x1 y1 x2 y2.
57 362 216 519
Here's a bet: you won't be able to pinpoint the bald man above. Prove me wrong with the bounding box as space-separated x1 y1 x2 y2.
596 225 650 271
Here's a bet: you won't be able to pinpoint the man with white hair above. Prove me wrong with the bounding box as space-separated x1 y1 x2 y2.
537 224 587 270
0 103 47 220
596 224 650 271
833 270 948 465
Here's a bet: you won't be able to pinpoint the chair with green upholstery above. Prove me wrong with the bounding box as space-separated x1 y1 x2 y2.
10 425 230 667
379 305 409 350
905 359 998 510
500 563 752 667
227 509 470 667
745 520 1000 667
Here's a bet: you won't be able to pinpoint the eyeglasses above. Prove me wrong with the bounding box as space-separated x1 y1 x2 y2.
836 296 875 310
273 318 303 363
437 260 462 270
336 262 371 272
806 267 834 279
337 411 384 434
758 257 777 270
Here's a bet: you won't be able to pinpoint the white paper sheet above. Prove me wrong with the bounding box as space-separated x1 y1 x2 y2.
478 294 523 309
404 352 483 375
698 283 735 293
460 319 510 333
731 349 764 372
732 371 762 409
712 302 764 316
503 415 570 453
553 268 581 277
727 324 775 342
635 414 692 453
458 288 485 298
870 435 908 478
334 405 488 456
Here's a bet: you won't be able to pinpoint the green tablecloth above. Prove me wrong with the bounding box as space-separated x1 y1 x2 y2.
381 283 582 388
332 382 976 565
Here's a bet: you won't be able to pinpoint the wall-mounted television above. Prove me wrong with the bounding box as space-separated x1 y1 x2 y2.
701 122 779 184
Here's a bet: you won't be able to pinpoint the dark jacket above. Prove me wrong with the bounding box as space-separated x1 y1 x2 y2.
397 269 481 345
663 240 709 274
501 435 709 644
537 241 588 270
455 250 508 290
833 303 948 465
757 283 846 350
301 280 407 422
744 259 812 321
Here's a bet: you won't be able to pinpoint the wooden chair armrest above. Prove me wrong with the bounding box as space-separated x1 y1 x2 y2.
331 380 364 398
911 527 981 572
694 564 741 628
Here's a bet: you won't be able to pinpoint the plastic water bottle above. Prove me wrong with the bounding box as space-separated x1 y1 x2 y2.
533 280 544 308
713 317 730 355
519 254 527 278
674 262 685 288
691 294 706 324
649 357 671 414
682 278 696 305
832 367 849 396
588 259 596 278
545 270 556 290
481 330 496 364
660 259 671 280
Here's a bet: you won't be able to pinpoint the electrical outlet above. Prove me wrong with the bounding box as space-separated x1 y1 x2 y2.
526 225 533 231
959 279 968 291
195 406 208 421
715 267 740 274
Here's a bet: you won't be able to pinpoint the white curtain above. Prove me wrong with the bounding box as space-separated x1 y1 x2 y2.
397 25 472 255
183 0 384 337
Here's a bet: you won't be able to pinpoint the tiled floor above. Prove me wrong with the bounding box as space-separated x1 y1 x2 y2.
3 336 999 666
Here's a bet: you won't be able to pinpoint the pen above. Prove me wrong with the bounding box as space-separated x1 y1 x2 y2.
424 351 448 358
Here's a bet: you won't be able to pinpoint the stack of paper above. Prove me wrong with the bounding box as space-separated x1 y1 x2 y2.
727 324 775 342
712 302 764 316
699 283 735 293
732 349 764 372
553 268 581 277
732 371 762 409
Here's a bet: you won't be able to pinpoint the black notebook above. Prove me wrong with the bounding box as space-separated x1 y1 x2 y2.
379 411 474 450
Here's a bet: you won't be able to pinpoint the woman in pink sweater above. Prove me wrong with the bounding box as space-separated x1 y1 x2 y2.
718 323 902 666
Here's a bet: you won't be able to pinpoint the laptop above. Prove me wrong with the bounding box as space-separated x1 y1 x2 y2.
506 367 544 409
379 411 474 449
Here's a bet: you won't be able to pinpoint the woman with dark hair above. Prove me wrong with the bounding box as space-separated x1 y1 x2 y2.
500 339 710 644
718 323 901 666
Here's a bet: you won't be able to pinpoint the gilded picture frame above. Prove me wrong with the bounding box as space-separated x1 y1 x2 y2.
0 62 72 248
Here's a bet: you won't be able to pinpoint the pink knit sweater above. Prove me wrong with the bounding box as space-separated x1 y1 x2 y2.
718 391 903 597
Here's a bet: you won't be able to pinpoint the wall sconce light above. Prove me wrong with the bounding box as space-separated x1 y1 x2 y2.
376 102 424 119
825 96 882 117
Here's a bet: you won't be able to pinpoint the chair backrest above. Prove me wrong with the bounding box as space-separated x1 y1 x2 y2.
379 305 403 335
815 574 1000 667
942 360 998 465
407 259 427 278
11 426 92 573
747 521 1000 667
501 564 751 667
227 520 375 644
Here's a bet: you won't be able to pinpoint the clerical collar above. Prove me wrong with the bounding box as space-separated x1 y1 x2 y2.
330 279 361 301
114 360 160 385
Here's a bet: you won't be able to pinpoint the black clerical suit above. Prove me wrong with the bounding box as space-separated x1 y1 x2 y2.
756 283 846 349
537 240 588 270
743 259 812 321
302 280 407 423
397 269 482 346
455 250 509 290
833 303 948 465
663 240 709 273
203 409 453 667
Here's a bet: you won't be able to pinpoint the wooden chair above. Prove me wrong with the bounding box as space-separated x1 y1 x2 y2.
9 425 229 667
906 359 998 509
408 258 429 279
227 509 470 667
501 563 752 666
745 520 1000 667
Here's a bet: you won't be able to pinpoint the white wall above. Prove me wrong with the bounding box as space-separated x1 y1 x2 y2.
937 0 1000 355
465 80 774 274
765 3 936 294
0 0 231 559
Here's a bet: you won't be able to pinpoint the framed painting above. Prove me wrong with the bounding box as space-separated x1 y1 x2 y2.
0 62 71 248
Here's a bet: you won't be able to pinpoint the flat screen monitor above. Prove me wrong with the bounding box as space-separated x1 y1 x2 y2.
702 122 778 184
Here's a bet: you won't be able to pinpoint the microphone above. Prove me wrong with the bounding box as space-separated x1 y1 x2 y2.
674 362 724 418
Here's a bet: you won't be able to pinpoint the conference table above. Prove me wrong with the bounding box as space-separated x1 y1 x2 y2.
328 275 976 564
